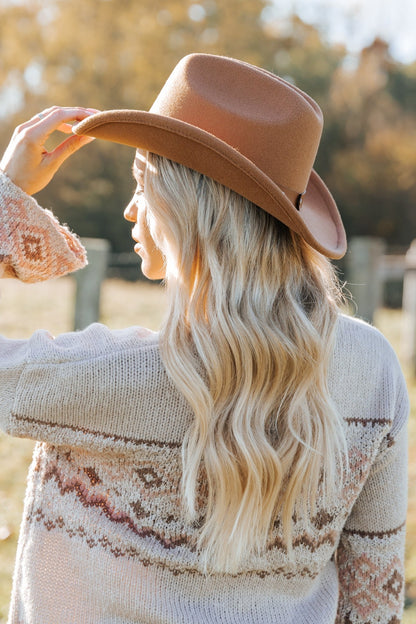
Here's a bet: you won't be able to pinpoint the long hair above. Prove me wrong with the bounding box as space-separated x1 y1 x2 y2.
143 152 347 573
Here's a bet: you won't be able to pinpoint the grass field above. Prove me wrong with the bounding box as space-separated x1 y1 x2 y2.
0 277 414 622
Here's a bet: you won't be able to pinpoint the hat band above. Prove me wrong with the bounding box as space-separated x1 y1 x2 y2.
277 181 306 211
296 191 306 210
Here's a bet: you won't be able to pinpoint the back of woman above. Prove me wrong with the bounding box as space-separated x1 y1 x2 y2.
0 53 408 624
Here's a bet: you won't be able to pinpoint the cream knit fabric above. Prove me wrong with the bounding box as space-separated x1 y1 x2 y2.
0 172 409 624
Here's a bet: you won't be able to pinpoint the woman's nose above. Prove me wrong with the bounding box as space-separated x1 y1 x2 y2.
124 198 138 223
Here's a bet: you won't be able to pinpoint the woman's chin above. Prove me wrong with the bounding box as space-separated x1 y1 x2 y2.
140 260 165 281
134 246 165 280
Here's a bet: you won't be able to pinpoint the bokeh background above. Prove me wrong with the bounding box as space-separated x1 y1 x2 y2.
0 0 415 621
1 0 416 255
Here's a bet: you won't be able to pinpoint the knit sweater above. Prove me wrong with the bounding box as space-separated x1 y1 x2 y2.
0 171 409 624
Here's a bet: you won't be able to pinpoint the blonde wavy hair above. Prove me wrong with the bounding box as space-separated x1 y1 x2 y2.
143 152 347 574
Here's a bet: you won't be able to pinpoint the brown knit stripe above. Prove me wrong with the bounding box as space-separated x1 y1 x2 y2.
345 417 393 427
267 531 337 553
11 413 181 449
29 505 191 551
343 521 406 539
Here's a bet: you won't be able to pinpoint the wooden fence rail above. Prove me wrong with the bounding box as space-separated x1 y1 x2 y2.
73 236 416 370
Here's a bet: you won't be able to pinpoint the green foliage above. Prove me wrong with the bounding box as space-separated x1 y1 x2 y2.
1 2 416 251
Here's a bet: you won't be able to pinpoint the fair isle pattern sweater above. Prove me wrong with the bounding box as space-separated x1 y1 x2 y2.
0 171 409 624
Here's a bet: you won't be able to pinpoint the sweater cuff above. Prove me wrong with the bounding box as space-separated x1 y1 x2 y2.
0 171 87 282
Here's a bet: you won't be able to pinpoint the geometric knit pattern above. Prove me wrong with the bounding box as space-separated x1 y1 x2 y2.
0 171 86 282
0 181 409 623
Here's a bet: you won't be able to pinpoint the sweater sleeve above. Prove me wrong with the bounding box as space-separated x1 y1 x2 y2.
335 366 409 624
0 171 87 282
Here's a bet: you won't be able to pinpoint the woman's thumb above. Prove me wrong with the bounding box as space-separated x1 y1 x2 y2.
51 134 95 167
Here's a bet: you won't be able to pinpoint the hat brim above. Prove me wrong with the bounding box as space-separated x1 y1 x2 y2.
74 110 346 259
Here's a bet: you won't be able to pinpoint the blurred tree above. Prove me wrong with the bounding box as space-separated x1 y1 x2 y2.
324 39 416 244
1 2 415 252
1 0 274 251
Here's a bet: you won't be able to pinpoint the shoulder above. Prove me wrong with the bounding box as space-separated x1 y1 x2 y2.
24 323 160 365
333 313 400 369
330 314 409 432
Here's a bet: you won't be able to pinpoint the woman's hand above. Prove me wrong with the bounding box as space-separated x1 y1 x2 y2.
0 106 99 195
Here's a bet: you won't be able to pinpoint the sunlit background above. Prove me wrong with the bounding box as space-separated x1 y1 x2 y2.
0 0 415 256
271 0 416 63
0 1 415 621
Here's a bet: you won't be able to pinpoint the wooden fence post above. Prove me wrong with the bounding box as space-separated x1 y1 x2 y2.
346 237 386 323
74 238 110 330
402 239 416 372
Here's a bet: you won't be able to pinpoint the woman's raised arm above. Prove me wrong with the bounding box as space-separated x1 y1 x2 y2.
0 107 97 282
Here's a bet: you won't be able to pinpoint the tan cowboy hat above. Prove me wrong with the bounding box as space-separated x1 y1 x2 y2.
74 53 346 259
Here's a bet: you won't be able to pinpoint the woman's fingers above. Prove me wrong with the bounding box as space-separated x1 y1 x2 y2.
0 106 99 195
46 133 96 168
23 107 99 141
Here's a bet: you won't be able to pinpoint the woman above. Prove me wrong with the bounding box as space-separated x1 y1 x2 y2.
0 54 408 623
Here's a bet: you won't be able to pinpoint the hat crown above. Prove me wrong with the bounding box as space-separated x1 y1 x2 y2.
151 54 323 194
